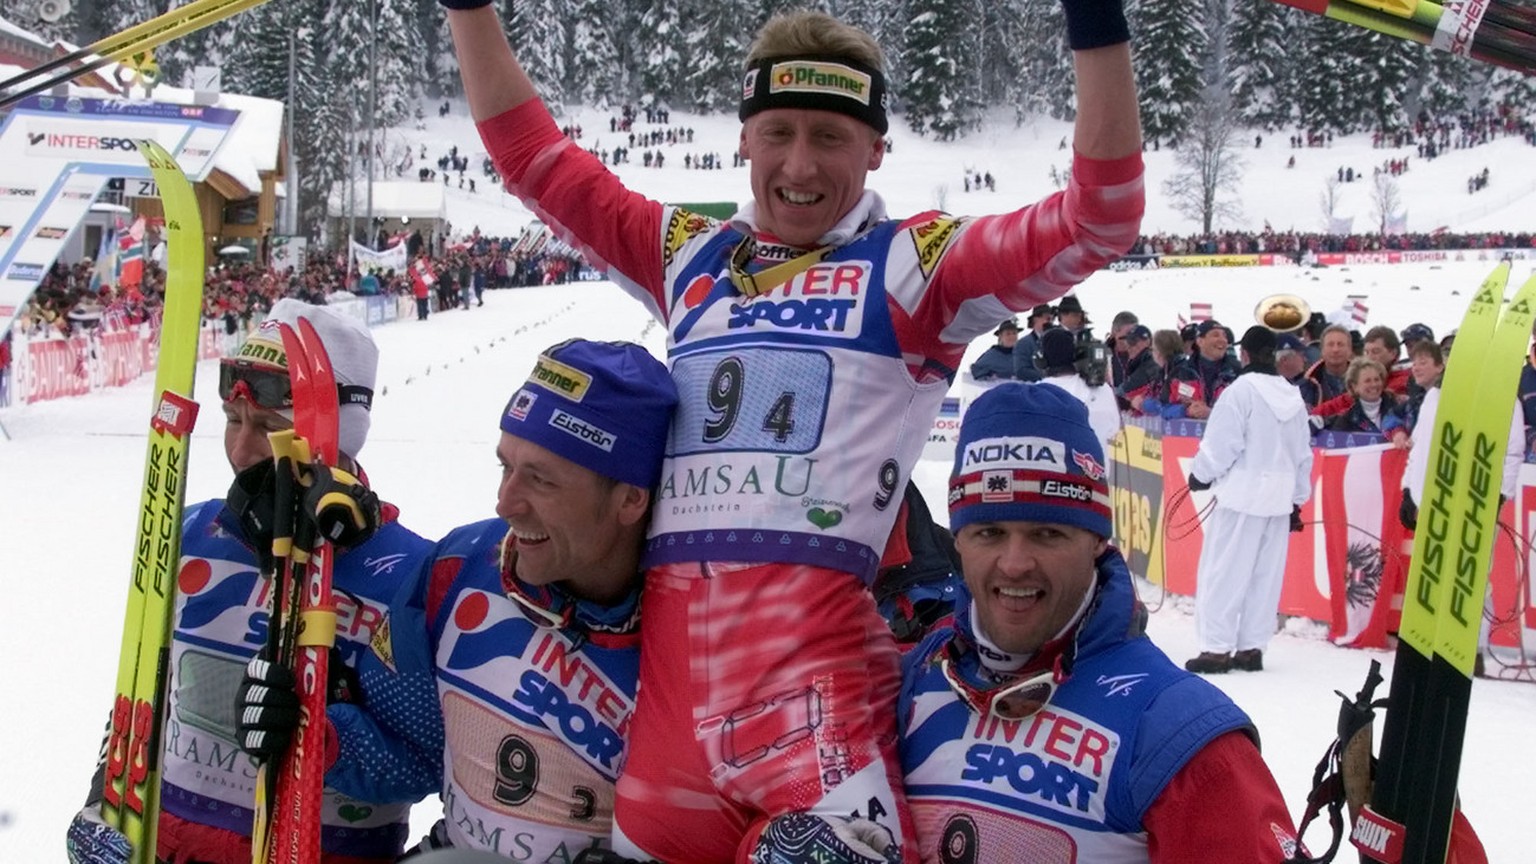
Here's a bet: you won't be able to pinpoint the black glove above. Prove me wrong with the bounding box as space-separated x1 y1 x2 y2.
439 0 492 9
1399 491 1418 531
1061 0 1131 51
302 464 381 547
236 647 359 764
1186 473 1211 492
227 460 279 566
1290 504 1304 533
237 652 299 764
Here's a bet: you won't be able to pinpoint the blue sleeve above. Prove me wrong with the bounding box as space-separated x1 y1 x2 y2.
1160 401 1187 419
324 558 443 803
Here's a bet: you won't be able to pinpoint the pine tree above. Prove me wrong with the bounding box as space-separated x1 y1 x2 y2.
1011 0 1072 122
903 0 981 140
157 20 234 90
1295 15 1365 135
567 0 625 108
1356 31 1419 135
1228 0 1296 130
1129 0 1206 146
433 13 461 97
680 0 754 113
225 1 293 103
373 0 424 126
634 1 686 108
107 0 163 36
508 0 568 109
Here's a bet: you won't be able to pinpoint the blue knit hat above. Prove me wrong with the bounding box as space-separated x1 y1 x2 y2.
949 383 1111 538
500 340 678 488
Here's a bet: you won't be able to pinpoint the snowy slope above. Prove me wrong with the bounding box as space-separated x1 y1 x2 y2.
3 265 1535 861
395 102 1536 239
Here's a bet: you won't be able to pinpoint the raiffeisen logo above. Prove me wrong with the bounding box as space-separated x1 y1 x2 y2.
769 61 872 105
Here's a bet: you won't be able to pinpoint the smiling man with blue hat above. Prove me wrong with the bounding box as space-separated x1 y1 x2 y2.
897 382 1301 862
240 339 681 860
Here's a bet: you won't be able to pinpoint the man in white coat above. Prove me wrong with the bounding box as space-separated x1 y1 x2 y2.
1037 326 1122 453
1399 342 1523 678
1185 326 1314 674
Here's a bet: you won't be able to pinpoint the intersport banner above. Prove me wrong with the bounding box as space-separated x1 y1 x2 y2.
0 96 241 334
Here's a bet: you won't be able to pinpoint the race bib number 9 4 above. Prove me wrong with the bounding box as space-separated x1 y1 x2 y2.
670 348 832 456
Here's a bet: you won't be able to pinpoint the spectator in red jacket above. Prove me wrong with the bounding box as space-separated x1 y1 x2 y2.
1363 325 1413 397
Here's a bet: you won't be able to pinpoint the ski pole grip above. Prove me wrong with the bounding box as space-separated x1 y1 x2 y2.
296 610 339 648
268 430 299 559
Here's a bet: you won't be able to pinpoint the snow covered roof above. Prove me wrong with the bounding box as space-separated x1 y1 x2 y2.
0 14 52 50
328 182 447 220
1 16 287 197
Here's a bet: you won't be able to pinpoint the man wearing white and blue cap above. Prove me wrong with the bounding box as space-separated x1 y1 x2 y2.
255 339 680 860
898 383 1301 862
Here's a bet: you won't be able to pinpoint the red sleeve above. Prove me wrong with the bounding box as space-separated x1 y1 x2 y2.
476 101 667 312
1313 391 1355 418
1142 731 1302 864
911 152 1144 356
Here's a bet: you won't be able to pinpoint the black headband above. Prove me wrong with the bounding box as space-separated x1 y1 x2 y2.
739 55 888 134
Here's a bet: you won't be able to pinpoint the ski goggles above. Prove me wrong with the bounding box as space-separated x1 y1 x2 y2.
219 361 374 412
939 654 1059 721
220 361 293 410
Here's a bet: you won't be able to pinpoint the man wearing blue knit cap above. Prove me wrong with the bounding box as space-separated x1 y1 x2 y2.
897 382 1303 861
273 339 680 859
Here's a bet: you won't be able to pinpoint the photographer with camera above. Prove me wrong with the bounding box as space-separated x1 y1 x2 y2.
1036 326 1120 451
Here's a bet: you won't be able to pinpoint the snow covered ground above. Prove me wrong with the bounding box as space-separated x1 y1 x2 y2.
3 262 1535 861
399 103 1536 238
4 84 1536 858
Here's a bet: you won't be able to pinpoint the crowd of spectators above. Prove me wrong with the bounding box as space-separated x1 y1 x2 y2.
8 229 587 347
1131 227 1536 257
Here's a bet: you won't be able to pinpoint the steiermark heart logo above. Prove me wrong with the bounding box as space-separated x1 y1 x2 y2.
806 507 842 530
338 803 374 822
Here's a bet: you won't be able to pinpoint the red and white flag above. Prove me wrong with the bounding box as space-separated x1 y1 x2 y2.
1321 444 1408 649
1177 313 1188 329
1347 295 1369 325
1190 302 1212 323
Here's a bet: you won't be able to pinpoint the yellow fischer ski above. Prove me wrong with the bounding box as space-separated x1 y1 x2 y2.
99 139 207 864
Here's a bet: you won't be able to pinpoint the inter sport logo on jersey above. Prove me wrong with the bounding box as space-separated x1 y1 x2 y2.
726 261 872 337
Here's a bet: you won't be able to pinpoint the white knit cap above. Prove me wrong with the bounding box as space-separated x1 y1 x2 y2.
252 299 378 459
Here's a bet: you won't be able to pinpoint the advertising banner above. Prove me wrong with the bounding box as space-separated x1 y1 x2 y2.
0 96 242 334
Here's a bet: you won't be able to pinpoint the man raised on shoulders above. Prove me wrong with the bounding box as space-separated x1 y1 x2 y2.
442 1 1144 859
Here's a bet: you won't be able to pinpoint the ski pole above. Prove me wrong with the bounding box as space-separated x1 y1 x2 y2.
0 0 269 109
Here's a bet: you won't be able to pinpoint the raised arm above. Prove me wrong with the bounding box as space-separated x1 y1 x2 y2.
443 4 538 122
1072 42 1141 160
1065 0 1141 159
